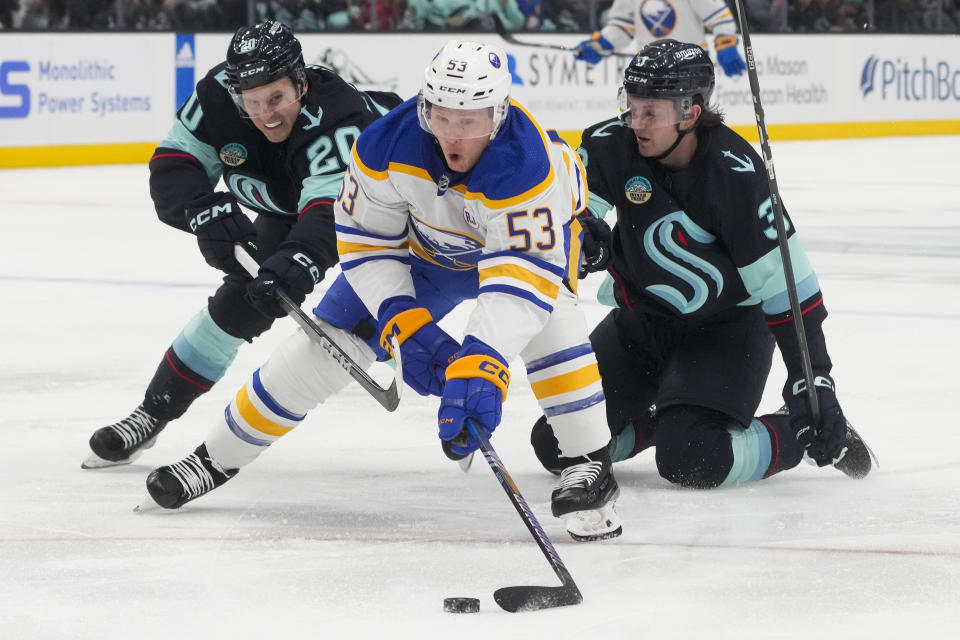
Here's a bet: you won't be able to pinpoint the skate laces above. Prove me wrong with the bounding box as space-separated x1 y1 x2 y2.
109 408 160 449
168 453 217 499
557 459 603 490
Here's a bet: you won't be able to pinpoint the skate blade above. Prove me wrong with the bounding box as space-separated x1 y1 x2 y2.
133 493 162 513
562 502 622 542
81 451 136 469
457 452 474 472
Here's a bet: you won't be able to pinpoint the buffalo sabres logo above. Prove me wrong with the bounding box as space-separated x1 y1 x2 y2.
219 143 248 167
625 176 652 204
640 0 678 38
410 213 482 271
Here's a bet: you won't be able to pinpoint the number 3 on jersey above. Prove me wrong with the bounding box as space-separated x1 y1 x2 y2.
338 167 359 216
506 207 555 252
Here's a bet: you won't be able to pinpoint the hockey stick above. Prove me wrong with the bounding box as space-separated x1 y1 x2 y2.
466 420 582 612
494 22 634 59
730 1 820 426
234 245 401 412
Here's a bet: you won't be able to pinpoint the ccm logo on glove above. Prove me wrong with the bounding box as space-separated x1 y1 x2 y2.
188 202 234 232
447 355 511 400
292 252 321 284
791 375 835 396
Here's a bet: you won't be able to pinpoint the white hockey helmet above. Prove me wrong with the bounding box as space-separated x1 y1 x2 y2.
418 40 512 140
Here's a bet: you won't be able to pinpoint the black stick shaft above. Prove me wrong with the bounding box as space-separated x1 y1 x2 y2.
468 421 581 593
731 1 820 426
233 245 400 411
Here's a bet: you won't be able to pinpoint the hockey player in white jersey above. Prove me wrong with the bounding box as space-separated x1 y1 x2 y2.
141 40 622 542
573 0 747 77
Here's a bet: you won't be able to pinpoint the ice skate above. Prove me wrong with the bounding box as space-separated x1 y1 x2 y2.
832 420 877 479
551 449 622 542
82 405 168 469
775 405 877 479
138 444 238 510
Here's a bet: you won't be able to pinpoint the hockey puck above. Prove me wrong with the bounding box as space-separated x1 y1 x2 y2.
443 597 480 613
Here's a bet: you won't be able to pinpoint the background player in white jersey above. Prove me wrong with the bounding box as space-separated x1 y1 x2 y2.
141 40 622 542
573 0 747 78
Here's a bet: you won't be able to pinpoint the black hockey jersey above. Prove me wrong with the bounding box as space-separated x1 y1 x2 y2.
148 63 401 271
579 117 831 376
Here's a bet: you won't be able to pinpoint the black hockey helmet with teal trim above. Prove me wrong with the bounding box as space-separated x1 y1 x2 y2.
225 21 306 93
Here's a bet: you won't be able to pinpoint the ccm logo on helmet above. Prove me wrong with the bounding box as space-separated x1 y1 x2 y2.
440 85 467 94
240 66 266 78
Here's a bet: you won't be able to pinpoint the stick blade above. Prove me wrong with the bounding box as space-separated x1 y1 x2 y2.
493 585 582 613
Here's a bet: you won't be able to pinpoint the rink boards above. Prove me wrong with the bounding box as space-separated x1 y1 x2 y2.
1 32 958 168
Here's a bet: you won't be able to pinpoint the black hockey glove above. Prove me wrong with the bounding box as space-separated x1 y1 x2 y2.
245 244 323 318
184 192 258 276
784 373 848 467
577 212 612 278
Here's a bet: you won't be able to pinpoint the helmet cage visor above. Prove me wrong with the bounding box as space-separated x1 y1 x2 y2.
417 91 507 140
229 77 306 120
618 86 693 129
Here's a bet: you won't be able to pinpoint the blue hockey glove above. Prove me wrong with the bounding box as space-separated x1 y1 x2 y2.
438 337 510 457
573 33 614 65
784 374 848 466
378 297 460 397
245 243 323 318
577 212 612 278
715 35 746 77
185 191 258 275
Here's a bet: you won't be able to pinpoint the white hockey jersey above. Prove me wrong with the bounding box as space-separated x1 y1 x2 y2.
334 97 588 363
600 0 738 51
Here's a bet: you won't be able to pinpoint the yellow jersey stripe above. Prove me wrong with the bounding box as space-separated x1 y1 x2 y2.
352 145 389 181
235 386 294 437
337 239 408 255
478 263 560 299
530 363 602 399
463 100 556 209
566 217 583 296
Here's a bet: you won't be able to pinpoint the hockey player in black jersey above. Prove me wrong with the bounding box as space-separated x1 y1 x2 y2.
82 21 400 469
532 39 874 488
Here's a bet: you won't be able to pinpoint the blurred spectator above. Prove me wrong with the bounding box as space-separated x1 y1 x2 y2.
398 0 485 30
127 0 175 29
0 0 18 28
516 0 543 28
163 0 225 30
789 0 836 32
746 0 788 31
488 0 526 30
831 0 870 31
18 0 68 29
339 0 407 30
542 0 594 31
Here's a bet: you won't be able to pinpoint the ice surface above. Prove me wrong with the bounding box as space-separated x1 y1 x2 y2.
2 136 959 639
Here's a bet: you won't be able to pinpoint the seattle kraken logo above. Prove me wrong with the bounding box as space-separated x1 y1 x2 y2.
860 55 879 97
640 0 678 38
227 174 292 216
643 211 723 314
